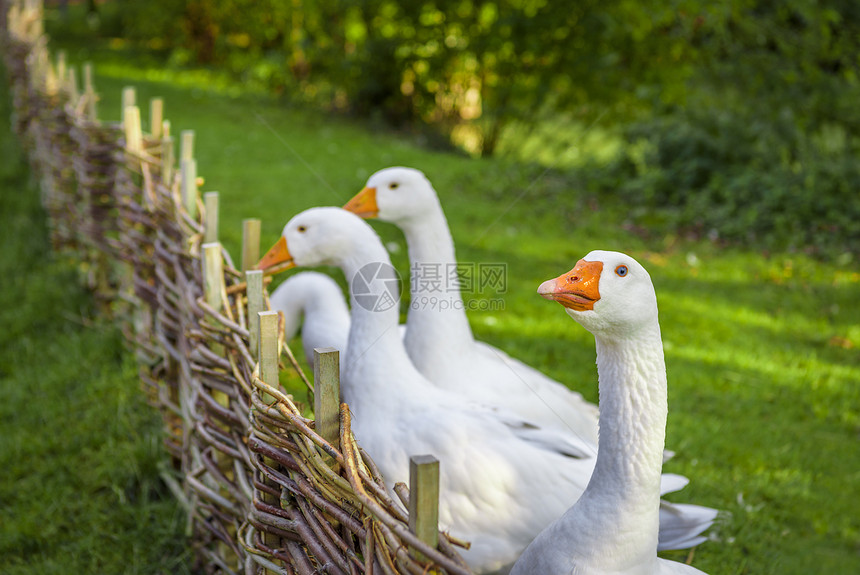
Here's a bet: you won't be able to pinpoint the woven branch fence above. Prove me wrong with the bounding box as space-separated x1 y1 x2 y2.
2 2 474 574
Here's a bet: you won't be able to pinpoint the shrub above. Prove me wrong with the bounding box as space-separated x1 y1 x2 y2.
605 109 860 256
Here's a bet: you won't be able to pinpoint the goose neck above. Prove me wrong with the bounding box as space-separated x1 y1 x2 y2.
341 248 403 339
339 246 428 401
575 326 668 561
399 205 475 365
400 206 458 268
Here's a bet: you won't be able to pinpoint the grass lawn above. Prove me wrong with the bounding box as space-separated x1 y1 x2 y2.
1 6 857 573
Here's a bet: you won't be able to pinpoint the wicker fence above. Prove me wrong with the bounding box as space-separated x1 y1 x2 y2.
1 2 474 573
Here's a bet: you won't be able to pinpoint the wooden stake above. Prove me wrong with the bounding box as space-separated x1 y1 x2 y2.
204 192 219 244
246 270 263 358
258 309 282 569
56 50 66 85
83 62 93 93
203 242 229 417
41 47 58 95
258 311 279 405
241 218 261 273
162 135 174 186
202 242 224 312
31 0 44 37
409 454 440 559
163 119 171 138
121 86 136 125
83 62 96 120
150 98 163 139
181 159 198 219
313 348 340 467
123 105 142 156
86 92 98 121
66 65 78 102
181 129 195 162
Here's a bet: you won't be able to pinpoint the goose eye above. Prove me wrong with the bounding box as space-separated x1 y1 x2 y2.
389 182 399 190
297 225 307 233
615 265 628 277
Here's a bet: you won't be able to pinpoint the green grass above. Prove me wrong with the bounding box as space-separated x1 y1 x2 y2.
3 6 858 573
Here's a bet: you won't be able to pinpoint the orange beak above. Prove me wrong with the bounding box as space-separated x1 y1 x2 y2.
343 186 379 219
537 259 603 311
255 236 296 275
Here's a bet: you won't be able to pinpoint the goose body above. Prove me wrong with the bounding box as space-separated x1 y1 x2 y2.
258 209 716 571
344 167 599 444
511 251 711 575
268 271 350 374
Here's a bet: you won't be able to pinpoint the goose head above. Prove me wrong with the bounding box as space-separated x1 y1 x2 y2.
343 166 441 225
256 207 376 273
538 250 658 337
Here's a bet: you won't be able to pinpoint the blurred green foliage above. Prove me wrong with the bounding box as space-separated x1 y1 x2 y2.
602 105 860 254
70 0 860 255
110 1 860 145
110 0 684 147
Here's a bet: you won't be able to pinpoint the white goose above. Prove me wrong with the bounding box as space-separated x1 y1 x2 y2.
257 208 715 571
511 251 712 575
344 167 599 444
268 271 350 374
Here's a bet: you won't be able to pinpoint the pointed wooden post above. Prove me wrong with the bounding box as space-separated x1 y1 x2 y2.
246 270 263 359
313 348 340 468
204 192 219 244
409 454 440 561
241 218 261 273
